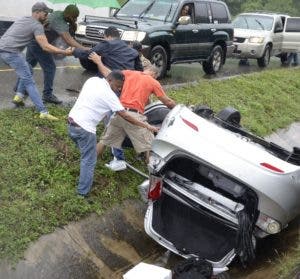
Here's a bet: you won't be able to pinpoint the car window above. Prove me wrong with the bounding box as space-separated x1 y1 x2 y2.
233 15 273 31
195 2 210 23
116 0 177 22
285 18 300 32
210 2 228 23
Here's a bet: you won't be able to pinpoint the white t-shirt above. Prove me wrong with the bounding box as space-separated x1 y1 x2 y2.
69 77 124 134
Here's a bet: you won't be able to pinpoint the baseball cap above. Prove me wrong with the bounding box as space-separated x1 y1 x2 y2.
32 2 53 13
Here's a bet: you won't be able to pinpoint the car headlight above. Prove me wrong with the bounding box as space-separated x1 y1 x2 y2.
248 36 264 44
121 31 146 42
76 24 87 35
256 213 281 234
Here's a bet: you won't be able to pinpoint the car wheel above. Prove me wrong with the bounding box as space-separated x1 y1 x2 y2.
280 52 288 65
193 105 213 119
150 45 168 79
216 107 241 126
79 58 98 72
202 45 223 74
257 45 271 67
212 271 231 279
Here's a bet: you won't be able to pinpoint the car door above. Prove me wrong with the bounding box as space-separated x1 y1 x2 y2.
171 3 199 61
282 17 300 52
272 17 284 55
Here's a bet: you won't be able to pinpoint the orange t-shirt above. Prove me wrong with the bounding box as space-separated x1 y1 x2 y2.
120 70 166 113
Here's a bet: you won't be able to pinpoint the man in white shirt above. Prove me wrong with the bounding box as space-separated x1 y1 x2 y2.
68 70 158 197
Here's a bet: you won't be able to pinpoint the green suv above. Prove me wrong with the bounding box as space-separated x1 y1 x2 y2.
75 0 234 77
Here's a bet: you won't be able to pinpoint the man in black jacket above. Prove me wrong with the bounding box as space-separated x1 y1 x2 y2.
73 26 143 73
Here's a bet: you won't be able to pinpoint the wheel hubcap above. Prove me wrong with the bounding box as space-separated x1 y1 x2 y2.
212 51 222 71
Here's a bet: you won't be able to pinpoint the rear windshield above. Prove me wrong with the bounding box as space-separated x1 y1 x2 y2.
233 15 274 31
285 18 300 32
116 0 178 22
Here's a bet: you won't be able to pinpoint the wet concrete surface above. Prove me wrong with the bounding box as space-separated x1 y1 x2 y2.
0 56 299 278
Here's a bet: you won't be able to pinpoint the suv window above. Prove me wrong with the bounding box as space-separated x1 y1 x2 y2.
233 15 273 31
195 2 210 23
210 2 228 23
116 0 176 21
285 18 300 32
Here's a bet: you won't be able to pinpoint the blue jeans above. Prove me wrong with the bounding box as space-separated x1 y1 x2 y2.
0 50 47 113
103 112 125 161
16 40 56 99
287 53 299 65
68 124 97 196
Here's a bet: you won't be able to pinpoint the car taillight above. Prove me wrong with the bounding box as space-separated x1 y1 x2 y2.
260 162 284 173
148 175 163 200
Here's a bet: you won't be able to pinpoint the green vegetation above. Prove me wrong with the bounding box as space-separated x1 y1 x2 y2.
0 68 299 271
224 0 300 16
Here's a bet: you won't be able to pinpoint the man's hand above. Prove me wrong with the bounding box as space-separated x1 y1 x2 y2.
88 52 102 65
146 123 159 133
64 47 75 56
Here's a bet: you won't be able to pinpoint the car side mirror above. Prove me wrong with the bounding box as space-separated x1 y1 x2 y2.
178 16 191 25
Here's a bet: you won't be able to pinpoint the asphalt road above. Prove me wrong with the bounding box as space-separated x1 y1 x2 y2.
0 56 286 111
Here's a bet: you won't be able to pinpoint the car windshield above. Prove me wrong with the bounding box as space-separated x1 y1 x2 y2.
233 15 274 31
116 0 178 22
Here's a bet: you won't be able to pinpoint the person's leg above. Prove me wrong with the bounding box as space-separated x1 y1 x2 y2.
13 46 38 105
292 53 299 66
1 51 47 113
68 125 97 196
36 44 61 104
103 112 126 162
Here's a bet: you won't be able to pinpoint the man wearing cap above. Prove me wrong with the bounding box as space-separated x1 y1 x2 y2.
13 4 89 106
0 2 73 120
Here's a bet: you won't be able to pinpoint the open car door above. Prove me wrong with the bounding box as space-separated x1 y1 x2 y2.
282 17 300 52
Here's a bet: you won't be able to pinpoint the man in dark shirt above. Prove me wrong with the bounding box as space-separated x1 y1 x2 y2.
73 26 143 73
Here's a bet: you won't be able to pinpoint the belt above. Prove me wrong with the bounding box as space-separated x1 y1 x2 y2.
124 108 141 114
67 117 80 127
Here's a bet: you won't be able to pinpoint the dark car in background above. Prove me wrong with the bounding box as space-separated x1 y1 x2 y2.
75 0 234 78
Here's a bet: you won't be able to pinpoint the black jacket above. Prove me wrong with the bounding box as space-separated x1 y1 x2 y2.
73 40 143 71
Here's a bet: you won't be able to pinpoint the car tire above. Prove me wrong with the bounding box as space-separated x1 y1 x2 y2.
193 105 213 119
79 58 98 72
213 271 231 279
257 45 271 67
150 45 168 79
216 107 241 126
202 45 223 74
280 52 288 65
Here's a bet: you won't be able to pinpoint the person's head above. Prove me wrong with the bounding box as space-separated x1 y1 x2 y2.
143 64 160 79
106 70 125 93
32 2 53 23
131 41 142 56
63 4 79 24
104 26 120 40
181 5 190 16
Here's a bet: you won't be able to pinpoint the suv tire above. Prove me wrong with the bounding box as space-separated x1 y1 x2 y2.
202 45 223 74
79 58 98 72
257 45 271 67
150 45 168 79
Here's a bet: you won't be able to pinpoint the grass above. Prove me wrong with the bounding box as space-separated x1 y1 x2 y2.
0 67 299 268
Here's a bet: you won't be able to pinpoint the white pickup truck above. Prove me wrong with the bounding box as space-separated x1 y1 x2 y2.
232 12 300 67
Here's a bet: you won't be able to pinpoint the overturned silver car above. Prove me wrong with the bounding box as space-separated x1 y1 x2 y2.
140 104 300 273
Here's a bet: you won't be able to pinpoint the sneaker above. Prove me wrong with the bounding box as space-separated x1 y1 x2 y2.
43 95 62 104
39 112 59 121
12 95 25 107
105 158 127 171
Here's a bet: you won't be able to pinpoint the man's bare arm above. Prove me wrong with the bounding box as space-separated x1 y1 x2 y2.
35 34 73 55
117 111 159 133
158 95 176 109
60 32 90 50
88 52 111 77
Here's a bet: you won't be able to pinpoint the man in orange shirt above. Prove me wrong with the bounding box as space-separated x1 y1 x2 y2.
88 52 176 164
